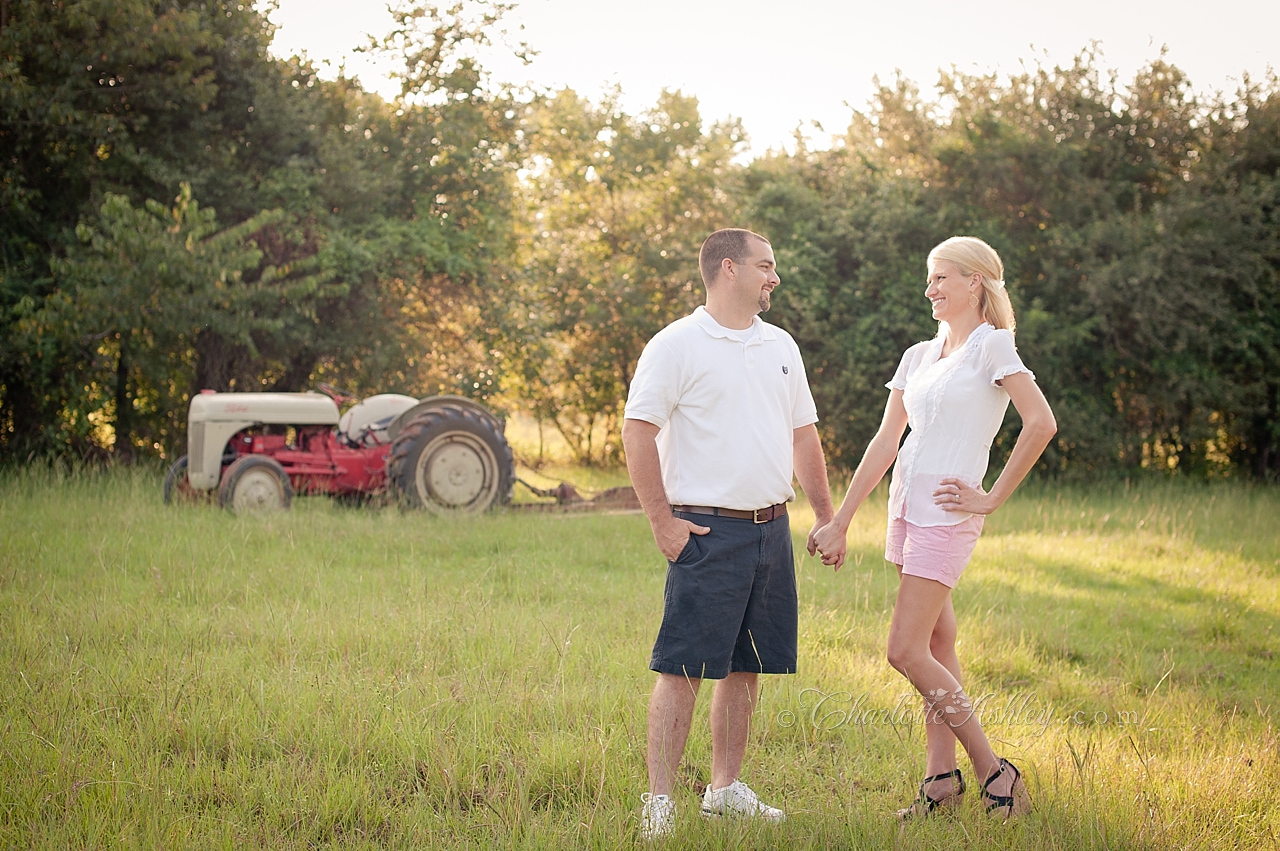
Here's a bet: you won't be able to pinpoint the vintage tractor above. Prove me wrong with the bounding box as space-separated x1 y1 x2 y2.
163 385 515 514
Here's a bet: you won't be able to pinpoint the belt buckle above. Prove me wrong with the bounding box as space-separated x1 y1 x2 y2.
753 506 768 524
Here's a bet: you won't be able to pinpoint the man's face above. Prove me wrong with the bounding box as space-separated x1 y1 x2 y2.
726 239 780 314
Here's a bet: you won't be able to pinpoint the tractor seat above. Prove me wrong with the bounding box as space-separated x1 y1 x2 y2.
336 394 420 448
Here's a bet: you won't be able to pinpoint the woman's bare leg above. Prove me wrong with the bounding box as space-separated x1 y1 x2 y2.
924 595 962 770
891 565 963 796
887 574 1000 787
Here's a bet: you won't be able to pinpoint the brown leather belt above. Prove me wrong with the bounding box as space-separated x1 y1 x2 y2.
671 503 788 524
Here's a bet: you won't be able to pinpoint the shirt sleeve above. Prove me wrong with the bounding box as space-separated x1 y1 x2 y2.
623 336 681 427
790 342 819 429
982 328 1036 387
886 345 917 391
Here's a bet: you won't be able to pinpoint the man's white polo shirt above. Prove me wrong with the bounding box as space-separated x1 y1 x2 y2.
624 306 818 511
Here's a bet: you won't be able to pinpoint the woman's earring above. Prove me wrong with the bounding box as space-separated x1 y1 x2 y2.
968 291 980 308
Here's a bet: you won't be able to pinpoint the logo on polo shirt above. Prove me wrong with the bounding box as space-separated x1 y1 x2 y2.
782 365 789 374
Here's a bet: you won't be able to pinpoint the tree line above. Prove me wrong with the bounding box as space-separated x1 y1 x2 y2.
2 1 1278 478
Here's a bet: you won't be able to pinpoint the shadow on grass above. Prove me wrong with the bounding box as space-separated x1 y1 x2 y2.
959 543 1280 707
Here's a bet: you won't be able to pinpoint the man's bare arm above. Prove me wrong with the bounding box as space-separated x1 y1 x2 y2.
622 418 709 561
793 423 835 568
793 423 833 523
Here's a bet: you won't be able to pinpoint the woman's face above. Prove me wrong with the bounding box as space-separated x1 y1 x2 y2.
925 259 979 323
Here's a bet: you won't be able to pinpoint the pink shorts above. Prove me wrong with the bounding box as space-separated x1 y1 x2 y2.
885 515 985 588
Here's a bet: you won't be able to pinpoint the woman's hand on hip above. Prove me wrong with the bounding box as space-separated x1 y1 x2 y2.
934 478 995 515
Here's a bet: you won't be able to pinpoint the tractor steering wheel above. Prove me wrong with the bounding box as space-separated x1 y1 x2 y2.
316 382 359 406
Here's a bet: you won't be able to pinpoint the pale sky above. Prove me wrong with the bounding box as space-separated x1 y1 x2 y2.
263 0 1279 155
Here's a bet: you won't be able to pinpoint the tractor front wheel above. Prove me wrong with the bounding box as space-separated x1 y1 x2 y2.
162 455 211 506
218 455 294 514
387 405 513 514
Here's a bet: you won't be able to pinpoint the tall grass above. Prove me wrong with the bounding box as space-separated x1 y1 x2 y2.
1 467 1277 848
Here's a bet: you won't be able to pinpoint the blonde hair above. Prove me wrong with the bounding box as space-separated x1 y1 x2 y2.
927 236 1016 333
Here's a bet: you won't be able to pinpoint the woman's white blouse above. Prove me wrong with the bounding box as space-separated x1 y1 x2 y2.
886 323 1035 527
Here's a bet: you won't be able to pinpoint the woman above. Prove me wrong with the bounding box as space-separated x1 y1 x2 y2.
811 236 1056 819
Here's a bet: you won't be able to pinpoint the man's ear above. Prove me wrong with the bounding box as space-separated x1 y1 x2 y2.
719 256 735 283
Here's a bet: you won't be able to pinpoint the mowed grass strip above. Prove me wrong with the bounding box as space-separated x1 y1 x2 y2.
1 468 1277 849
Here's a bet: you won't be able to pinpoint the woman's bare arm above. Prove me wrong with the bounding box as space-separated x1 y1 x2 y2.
936 372 1057 515
810 390 909 568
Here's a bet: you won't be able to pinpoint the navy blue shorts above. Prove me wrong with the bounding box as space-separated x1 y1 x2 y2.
649 511 798 680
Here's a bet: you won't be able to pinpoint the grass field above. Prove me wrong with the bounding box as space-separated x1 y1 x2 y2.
1 466 1278 849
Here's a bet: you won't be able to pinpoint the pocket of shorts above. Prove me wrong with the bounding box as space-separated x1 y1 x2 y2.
671 534 700 565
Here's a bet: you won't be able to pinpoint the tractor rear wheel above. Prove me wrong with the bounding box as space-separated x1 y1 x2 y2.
218 455 294 514
387 404 513 513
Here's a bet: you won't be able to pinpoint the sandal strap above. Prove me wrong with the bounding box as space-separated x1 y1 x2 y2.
981 759 1021 810
921 768 965 790
982 759 1020 790
911 768 966 813
985 793 1016 810
907 787 945 815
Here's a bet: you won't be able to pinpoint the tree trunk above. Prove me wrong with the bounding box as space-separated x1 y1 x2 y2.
272 350 316 392
195 329 252 393
0 368 42 460
114 337 133 461
1252 390 1279 479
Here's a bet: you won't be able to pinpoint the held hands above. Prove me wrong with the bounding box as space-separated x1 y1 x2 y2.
654 516 710 562
808 519 847 571
933 478 996 514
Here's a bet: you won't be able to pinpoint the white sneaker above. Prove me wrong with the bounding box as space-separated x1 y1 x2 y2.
640 793 676 840
700 780 786 822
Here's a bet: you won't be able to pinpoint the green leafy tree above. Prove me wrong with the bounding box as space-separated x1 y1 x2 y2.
752 53 1280 479
323 0 530 403
0 0 294 456
15 185 329 456
1 0 530 460
505 88 743 464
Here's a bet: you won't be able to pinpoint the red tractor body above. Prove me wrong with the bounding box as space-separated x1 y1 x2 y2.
166 389 514 513
227 428 391 494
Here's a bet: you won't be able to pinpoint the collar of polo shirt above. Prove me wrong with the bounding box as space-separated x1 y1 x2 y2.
691 305 778 343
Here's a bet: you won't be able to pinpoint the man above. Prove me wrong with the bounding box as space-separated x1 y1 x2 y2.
622 228 835 839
